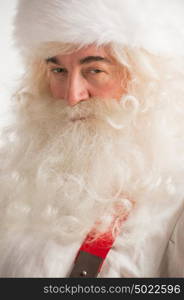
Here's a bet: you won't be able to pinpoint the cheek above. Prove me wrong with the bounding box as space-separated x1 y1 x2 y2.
49 77 64 99
100 68 129 100
94 80 124 100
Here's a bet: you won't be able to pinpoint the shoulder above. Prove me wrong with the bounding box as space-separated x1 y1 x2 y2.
161 204 184 277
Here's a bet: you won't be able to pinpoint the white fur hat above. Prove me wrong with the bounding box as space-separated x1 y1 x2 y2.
14 0 184 58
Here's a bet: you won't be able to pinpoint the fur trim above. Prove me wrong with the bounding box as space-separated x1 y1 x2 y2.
13 0 184 59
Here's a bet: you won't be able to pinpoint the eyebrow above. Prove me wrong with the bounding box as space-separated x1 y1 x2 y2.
79 56 111 64
46 56 111 65
46 57 59 64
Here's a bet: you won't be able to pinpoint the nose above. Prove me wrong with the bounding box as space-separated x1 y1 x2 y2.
65 72 90 106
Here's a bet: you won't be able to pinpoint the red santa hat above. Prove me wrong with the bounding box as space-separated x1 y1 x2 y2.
13 0 184 59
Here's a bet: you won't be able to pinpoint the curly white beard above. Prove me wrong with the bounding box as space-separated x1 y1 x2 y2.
0 90 184 248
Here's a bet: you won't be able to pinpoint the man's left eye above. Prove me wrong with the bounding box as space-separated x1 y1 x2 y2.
90 69 103 74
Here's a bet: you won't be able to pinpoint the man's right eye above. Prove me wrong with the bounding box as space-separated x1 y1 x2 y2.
51 67 67 74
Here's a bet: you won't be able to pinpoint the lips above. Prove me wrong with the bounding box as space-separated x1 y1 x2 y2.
70 115 94 122
71 116 87 122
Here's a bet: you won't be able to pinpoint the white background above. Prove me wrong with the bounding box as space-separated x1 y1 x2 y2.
0 0 23 124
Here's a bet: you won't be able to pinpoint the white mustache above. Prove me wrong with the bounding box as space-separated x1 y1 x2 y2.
57 97 128 129
30 95 138 133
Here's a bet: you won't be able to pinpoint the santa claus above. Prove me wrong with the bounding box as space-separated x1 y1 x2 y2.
0 0 184 277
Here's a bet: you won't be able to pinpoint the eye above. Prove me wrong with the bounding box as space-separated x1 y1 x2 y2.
90 69 103 74
51 67 67 74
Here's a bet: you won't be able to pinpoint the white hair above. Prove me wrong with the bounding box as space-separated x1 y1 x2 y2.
0 43 184 276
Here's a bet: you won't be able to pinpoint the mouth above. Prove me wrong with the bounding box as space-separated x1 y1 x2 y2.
70 115 94 122
71 116 87 122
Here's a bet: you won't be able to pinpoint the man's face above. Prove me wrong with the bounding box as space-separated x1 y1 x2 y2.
46 44 128 106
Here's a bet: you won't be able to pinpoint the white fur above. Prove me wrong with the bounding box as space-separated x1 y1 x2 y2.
13 0 184 60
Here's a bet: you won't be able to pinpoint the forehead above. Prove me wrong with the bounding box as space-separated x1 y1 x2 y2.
72 44 110 58
50 44 114 64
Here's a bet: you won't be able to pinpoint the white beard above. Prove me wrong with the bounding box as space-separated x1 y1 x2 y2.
0 91 184 276
1 95 137 241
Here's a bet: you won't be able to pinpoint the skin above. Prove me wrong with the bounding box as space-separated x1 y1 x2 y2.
46 44 128 106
